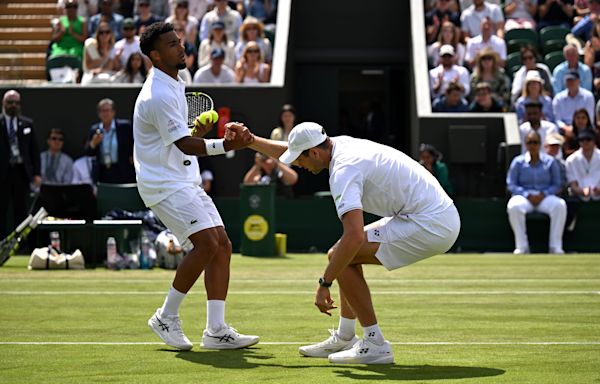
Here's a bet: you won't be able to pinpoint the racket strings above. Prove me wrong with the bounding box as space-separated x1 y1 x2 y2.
187 95 213 126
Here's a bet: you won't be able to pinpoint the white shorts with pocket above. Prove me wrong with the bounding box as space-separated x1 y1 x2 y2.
150 186 223 247
366 204 461 270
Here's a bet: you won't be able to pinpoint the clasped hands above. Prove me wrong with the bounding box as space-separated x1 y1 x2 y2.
223 122 255 150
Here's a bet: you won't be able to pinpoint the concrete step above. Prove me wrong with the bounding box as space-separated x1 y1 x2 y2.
0 65 46 80
10 0 56 3
0 40 50 53
0 52 46 66
0 78 46 86
0 4 59 16
0 28 52 40
0 15 55 28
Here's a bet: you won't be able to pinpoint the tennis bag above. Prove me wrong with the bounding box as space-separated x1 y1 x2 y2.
28 247 85 270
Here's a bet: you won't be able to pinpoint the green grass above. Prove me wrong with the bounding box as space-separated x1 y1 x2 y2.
0 253 599 383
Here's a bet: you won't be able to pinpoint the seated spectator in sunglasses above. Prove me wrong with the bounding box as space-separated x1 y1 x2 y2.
469 82 504 112
234 41 270 83
507 130 567 254
81 21 118 84
40 129 74 185
49 0 88 60
88 0 124 40
234 16 272 63
566 128 600 201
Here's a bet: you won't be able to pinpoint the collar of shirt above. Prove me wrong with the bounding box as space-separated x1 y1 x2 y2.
152 66 186 90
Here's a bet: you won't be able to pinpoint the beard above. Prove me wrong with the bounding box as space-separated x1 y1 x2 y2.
176 62 186 70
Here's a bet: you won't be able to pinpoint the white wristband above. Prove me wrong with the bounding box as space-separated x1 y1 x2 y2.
205 139 226 156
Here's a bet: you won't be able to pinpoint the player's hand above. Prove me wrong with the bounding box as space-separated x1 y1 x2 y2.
224 123 254 150
191 116 213 138
315 286 337 316
224 121 249 140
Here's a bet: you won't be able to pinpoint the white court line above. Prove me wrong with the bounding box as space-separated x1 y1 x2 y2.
0 278 599 283
0 341 599 346
2 290 599 295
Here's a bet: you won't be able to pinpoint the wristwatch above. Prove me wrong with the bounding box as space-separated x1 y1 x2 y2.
318 277 332 288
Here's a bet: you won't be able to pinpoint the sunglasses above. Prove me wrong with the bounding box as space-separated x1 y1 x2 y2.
49 137 64 142
123 26 135 30
139 3 149 6
526 141 540 145
578 137 594 142
247 49 259 53
66 4 78 9
98 30 111 35
481 56 493 61
522 55 535 61
5 100 20 105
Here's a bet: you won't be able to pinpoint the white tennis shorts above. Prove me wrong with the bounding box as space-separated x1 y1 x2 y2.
366 204 461 270
150 186 224 247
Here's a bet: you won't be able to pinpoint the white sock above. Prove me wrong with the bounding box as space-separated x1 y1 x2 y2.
337 317 356 340
206 300 226 332
160 286 186 317
363 323 385 345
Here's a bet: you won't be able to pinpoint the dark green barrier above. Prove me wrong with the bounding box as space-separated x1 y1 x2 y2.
240 184 277 256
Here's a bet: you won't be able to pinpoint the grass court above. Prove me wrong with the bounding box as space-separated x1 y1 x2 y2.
0 253 599 383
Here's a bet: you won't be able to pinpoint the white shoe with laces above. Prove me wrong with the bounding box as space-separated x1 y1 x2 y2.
201 324 260 349
148 308 193 350
299 329 359 358
328 338 394 364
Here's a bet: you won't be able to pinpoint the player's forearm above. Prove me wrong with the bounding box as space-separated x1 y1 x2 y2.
175 136 209 156
323 232 365 283
249 135 289 158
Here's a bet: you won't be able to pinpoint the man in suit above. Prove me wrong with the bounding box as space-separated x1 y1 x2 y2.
0 90 41 237
86 98 135 184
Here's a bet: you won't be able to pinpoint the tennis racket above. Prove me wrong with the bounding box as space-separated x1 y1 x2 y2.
0 207 48 266
185 92 214 128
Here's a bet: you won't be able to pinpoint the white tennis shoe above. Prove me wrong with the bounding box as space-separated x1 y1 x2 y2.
328 338 394 364
201 325 260 349
299 329 359 358
148 308 193 350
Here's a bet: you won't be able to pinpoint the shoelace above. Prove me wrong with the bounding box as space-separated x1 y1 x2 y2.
167 316 185 336
314 329 340 347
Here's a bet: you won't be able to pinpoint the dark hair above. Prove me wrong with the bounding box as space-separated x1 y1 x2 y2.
124 52 148 82
47 128 64 139
140 22 174 58
419 143 441 161
445 81 462 94
572 107 593 135
279 104 296 127
520 44 539 61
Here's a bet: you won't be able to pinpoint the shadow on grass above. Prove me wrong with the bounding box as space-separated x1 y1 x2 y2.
174 349 505 380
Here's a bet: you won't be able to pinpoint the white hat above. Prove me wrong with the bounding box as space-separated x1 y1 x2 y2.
439 44 455 57
525 70 544 85
545 132 564 146
279 122 328 164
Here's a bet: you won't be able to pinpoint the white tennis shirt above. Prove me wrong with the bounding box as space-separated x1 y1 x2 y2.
133 67 201 207
329 136 453 219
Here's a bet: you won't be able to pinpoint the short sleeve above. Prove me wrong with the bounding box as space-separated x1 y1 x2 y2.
151 97 189 146
330 165 363 219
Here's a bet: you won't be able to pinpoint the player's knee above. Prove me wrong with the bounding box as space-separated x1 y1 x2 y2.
221 238 232 258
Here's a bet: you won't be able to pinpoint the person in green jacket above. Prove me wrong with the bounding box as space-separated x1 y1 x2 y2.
49 0 88 59
419 143 454 196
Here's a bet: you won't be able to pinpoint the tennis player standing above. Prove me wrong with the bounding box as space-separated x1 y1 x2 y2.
228 121 460 364
134 22 258 351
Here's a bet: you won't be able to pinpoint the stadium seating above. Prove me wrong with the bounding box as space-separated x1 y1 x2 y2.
0 0 57 84
544 51 564 72
539 26 569 46
505 28 538 49
506 51 522 78
96 183 146 217
46 54 82 82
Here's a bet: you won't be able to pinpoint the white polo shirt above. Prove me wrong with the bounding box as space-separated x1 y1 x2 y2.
133 67 201 207
329 136 453 220
565 147 600 188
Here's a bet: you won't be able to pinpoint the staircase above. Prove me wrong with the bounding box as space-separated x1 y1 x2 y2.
0 0 59 84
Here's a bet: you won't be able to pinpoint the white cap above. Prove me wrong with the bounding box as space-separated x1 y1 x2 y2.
439 44 455 57
525 70 544 85
279 122 328 164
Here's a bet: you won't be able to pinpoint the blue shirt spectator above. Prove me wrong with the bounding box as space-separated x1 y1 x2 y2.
507 152 562 197
571 1 600 41
515 95 555 124
552 71 596 128
89 0 124 40
552 44 593 94
432 82 469 112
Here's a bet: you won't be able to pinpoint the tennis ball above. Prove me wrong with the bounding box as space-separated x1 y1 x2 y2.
210 109 219 123
198 111 213 125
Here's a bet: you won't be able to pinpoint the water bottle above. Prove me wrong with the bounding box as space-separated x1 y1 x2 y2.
50 231 61 252
140 235 150 269
106 237 118 270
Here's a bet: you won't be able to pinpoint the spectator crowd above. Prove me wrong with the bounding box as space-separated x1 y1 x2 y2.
48 0 276 84
425 0 600 253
